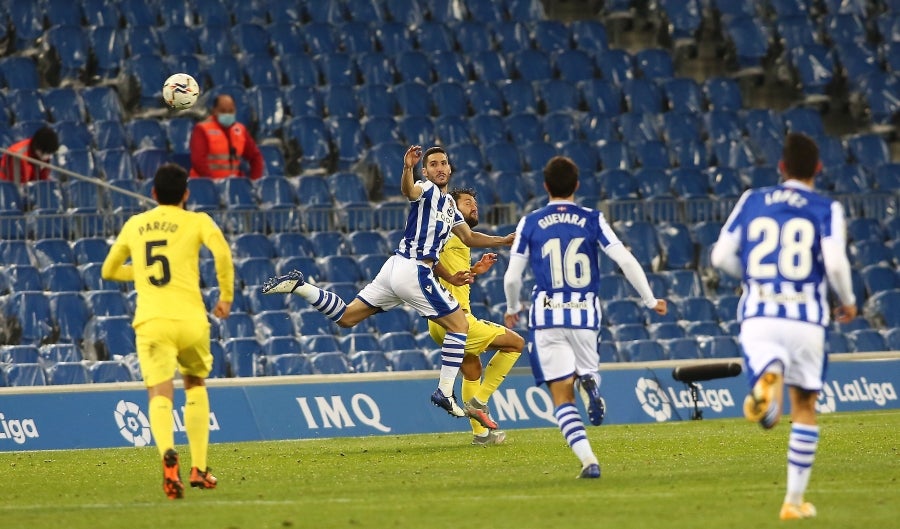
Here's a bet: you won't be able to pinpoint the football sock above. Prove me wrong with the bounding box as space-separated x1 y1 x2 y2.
297 284 347 323
785 423 819 505
184 386 210 472
461 376 486 435
555 403 597 466
475 350 520 404
149 395 174 458
437 331 467 396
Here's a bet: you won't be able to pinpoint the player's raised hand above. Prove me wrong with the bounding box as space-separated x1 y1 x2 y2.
504 312 519 329
471 252 498 274
404 144 423 169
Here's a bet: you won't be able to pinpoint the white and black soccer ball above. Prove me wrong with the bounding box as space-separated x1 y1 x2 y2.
162 73 200 110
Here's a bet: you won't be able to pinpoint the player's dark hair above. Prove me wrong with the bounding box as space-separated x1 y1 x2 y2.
31 126 59 154
782 132 819 180
154 164 189 205
543 156 579 198
449 187 476 201
422 146 448 174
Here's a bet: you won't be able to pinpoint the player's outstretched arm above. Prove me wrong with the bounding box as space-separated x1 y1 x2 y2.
604 244 664 312
503 254 527 328
433 261 472 286
400 145 424 201
452 222 514 248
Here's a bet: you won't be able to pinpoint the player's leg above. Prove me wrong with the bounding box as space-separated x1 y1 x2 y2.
780 387 819 520
475 326 523 404
177 322 217 490
779 321 825 520
459 353 490 438
429 308 471 418
739 318 788 429
572 329 606 426
535 328 600 478
135 320 183 499
262 269 350 323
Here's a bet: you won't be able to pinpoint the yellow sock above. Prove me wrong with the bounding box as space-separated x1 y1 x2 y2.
184 386 210 471
475 351 521 404
461 377 486 435
149 395 174 459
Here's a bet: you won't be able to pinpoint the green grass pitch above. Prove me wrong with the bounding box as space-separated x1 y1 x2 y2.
1 410 896 529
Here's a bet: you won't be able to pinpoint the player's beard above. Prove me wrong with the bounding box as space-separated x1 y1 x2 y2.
465 214 478 228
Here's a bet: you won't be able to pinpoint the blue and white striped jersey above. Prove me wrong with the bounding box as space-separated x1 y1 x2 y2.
510 200 622 329
718 181 846 326
395 179 465 261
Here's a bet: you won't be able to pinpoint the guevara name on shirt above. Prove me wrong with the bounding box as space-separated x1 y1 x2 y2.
538 212 587 229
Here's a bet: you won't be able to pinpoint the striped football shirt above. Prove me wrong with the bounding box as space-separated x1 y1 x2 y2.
511 200 622 329
395 179 465 262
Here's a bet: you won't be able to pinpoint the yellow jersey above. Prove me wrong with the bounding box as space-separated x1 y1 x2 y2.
437 234 472 312
102 205 234 326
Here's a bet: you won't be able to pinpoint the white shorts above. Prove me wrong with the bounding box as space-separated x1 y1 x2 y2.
531 327 599 386
356 254 459 318
739 317 826 391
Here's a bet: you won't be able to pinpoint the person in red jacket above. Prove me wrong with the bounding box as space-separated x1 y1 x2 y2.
0 126 60 184
189 94 264 180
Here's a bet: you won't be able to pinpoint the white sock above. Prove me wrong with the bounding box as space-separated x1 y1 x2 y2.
785 423 819 505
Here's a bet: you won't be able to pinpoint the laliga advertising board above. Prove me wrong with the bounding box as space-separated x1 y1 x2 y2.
0 357 897 451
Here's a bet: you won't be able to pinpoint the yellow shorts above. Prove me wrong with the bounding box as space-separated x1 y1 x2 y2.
134 318 212 387
428 312 507 356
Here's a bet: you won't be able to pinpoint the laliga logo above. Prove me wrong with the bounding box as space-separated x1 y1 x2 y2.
816 384 837 414
114 400 152 447
635 377 672 422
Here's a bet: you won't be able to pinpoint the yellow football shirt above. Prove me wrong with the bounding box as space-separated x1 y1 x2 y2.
102 205 234 326
438 233 472 312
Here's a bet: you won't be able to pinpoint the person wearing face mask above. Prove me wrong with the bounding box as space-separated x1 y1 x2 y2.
189 94 264 180
0 126 60 184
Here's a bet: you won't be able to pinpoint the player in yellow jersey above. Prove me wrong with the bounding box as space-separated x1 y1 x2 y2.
101 164 234 500
430 187 524 445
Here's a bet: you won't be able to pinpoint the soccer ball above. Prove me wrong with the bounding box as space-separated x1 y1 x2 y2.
162 73 200 110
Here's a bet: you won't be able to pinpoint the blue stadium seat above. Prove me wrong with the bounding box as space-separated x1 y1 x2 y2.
94 148 136 181
358 254 389 279
219 312 255 341
48 292 89 344
782 106 826 139
32 238 74 268
219 178 258 210
375 20 413 54
596 49 634 87
132 148 169 181
276 256 324 283
699 336 741 359
378 331 418 352
39 343 82 365
848 329 888 352
614 221 660 270
318 52 360 86
47 362 90 385
236 258 277 288
232 233 276 260
372 310 413 335
685 320 723 337
299 334 342 354
884 327 900 352
253 310 297 341
501 80 540 115
271 232 315 258
665 337 701 360
322 256 364 283
789 44 836 101
656 223 697 270
41 264 84 292
465 81 505 116
388 350 432 371
0 57 40 90
339 19 378 53
7 264 43 291
603 299 645 326
622 340 667 362
534 79 581 111
340 333 383 355
648 322 686 340
860 264 900 297
285 116 331 170
865 289 900 328
1 344 40 364
246 288 287 314
493 19 531 50
347 231 389 256
185 178 221 212
505 113 543 145
612 323 650 342
850 240 893 268
679 296 718 322
83 290 129 318
265 353 312 376
707 167 744 197
280 55 321 88
4 363 48 386
90 360 134 383
309 351 351 374
224 337 261 377
78 263 120 292
83 316 135 361
349 351 391 372
598 341 621 363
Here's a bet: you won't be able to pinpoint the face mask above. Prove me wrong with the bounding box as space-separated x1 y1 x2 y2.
217 113 236 127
